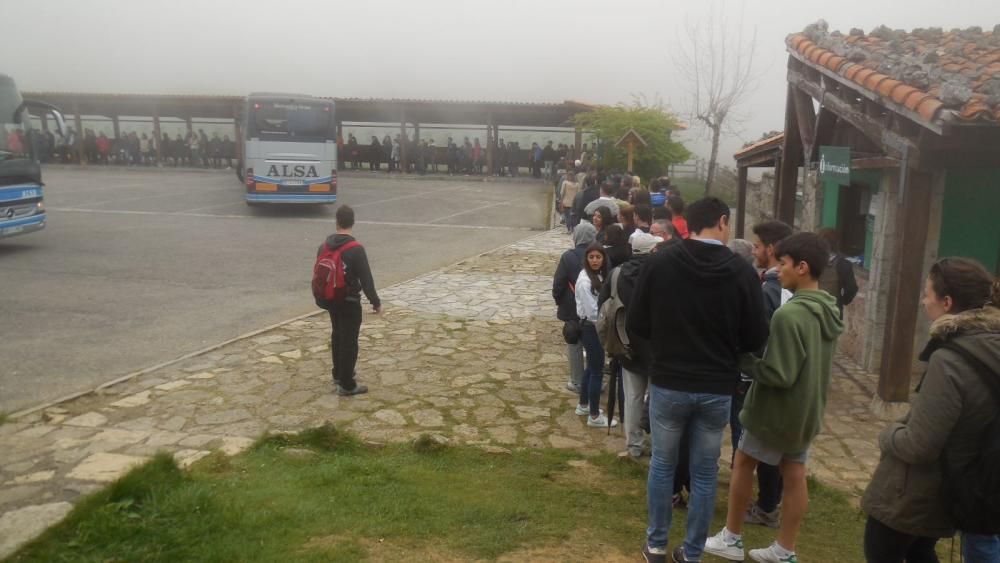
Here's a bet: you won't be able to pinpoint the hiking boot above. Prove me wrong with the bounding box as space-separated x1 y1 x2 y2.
704 528 745 561
749 543 798 563
642 544 667 563
587 414 618 428
671 546 698 562
336 384 369 397
745 502 780 529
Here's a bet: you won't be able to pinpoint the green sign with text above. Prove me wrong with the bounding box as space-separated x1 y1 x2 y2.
819 146 851 185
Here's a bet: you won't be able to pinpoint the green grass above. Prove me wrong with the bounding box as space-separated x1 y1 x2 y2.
11 424 867 562
672 177 737 207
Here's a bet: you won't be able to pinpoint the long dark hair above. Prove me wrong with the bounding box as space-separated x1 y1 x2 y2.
583 243 607 295
593 206 614 231
928 257 999 313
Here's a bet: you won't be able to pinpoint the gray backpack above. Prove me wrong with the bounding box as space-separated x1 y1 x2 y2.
596 267 631 358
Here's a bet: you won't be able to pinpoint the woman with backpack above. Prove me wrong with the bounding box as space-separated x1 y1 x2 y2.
574 243 617 429
862 258 1000 562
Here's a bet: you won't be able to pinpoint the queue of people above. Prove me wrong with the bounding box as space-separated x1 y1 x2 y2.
338 132 591 178
551 164 1000 562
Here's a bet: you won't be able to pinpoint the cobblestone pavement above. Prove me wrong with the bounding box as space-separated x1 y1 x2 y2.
0 229 888 558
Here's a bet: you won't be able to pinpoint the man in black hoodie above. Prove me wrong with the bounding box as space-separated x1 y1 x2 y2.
317 205 381 396
629 197 768 563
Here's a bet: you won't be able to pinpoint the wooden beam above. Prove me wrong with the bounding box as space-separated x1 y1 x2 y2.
879 168 936 402
810 107 838 161
777 83 803 225
736 151 778 168
788 68 921 164
851 157 900 169
152 108 163 165
792 87 817 163
73 101 85 165
486 112 495 178
736 166 749 238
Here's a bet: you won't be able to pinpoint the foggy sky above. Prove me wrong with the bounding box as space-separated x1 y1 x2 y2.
5 0 999 166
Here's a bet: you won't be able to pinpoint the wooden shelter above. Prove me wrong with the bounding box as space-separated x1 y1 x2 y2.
736 25 1000 405
614 128 648 173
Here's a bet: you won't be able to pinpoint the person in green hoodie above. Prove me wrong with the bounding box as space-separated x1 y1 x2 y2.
705 232 844 563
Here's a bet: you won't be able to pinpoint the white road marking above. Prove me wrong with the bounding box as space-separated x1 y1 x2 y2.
428 201 510 224
349 184 471 208
46 207 528 231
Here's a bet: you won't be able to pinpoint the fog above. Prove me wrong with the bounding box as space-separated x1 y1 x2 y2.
4 0 998 165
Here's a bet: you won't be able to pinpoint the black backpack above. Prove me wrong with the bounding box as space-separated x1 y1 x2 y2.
939 342 1000 535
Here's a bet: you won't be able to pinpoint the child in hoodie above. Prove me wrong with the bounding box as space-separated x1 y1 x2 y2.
705 232 844 563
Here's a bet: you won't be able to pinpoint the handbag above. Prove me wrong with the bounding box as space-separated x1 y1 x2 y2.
562 320 582 345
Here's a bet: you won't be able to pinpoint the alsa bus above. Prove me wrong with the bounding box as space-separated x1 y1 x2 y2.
0 73 66 239
239 93 338 205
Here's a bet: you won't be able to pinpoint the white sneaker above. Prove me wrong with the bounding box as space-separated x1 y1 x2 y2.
587 414 618 428
704 528 745 561
575 405 603 416
749 543 798 563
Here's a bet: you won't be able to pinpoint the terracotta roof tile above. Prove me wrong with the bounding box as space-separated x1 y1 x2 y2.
787 27 1000 125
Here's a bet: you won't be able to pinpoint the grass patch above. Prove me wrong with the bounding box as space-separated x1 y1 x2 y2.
12 428 867 562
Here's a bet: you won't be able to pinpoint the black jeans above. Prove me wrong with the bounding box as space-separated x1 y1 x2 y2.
864 516 939 562
328 301 362 390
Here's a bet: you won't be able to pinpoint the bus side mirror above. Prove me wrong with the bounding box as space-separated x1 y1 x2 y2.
19 100 69 137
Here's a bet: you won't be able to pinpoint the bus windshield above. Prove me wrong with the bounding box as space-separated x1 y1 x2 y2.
249 100 333 142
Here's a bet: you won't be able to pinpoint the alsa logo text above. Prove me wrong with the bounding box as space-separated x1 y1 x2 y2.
267 164 319 178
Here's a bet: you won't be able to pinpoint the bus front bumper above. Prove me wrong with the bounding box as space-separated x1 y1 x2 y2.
245 193 338 204
0 213 46 238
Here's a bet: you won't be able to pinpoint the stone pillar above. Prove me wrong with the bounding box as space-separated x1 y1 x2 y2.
799 169 822 232
736 166 749 238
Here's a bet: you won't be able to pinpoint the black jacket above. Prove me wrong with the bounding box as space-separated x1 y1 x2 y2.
599 254 653 374
572 185 599 224
627 239 768 394
317 234 380 309
553 245 586 321
761 267 782 321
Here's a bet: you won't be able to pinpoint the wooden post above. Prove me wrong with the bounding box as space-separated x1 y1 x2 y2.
777 84 804 225
111 115 121 141
737 166 749 237
574 127 583 158
152 109 163 165
73 102 85 165
878 169 935 403
233 107 244 165
486 113 495 178
399 109 408 173
626 140 635 173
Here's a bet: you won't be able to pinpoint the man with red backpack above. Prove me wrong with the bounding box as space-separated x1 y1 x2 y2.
314 205 381 396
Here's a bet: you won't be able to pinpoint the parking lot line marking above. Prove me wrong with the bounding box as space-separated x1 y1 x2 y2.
350 184 470 208
428 201 510 224
46 207 529 231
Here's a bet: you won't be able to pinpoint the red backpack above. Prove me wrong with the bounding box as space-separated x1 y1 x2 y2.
312 241 360 308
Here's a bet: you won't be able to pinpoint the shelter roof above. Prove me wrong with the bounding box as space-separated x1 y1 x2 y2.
21 91 597 128
787 24 1000 126
733 133 783 166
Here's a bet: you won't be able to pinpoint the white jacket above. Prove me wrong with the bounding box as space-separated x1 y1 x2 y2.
575 269 602 321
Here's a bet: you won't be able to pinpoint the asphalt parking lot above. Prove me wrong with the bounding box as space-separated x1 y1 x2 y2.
0 166 550 412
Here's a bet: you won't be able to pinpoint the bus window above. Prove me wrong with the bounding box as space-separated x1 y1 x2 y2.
251 102 332 141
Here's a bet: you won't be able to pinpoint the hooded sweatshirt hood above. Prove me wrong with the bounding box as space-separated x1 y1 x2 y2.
325 233 355 250
670 238 748 283
789 289 844 341
572 222 597 248
925 305 1000 374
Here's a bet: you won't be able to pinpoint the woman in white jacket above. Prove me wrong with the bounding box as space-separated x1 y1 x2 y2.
575 243 617 428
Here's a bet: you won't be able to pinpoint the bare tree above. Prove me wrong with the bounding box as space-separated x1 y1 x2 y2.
673 1 759 196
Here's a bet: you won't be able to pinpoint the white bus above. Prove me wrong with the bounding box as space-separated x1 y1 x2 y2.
239 93 338 205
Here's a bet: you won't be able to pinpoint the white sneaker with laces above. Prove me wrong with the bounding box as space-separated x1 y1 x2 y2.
704 528 745 561
575 405 603 416
587 414 618 428
749 543 798 563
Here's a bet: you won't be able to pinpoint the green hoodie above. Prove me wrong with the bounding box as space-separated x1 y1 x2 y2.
739 289 844 453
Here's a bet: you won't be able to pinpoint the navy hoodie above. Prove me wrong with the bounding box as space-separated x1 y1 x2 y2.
627 238 768 394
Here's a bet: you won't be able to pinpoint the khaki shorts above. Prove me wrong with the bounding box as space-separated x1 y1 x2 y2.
738 429 809 466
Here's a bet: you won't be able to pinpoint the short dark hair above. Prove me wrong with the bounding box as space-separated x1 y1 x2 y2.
666 195 685 215
752 220 793 248
775 232 830 279
600 181 614 195
631 189 652 207
686 197 731 234
336 205 355 229
604 223 626 246
635 203 653 225
652 206 672 221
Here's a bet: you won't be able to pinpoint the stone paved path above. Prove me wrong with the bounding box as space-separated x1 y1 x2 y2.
0 229 888 558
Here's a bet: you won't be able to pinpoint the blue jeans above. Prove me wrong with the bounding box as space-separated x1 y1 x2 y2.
646 386 731 559
578 322 604 417
964 533 1000 562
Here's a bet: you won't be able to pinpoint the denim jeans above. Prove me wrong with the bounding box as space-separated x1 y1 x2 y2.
578 322 604 417
964 533 1000 562
646 386 731 559
621 366 648 456
566 341 584 387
